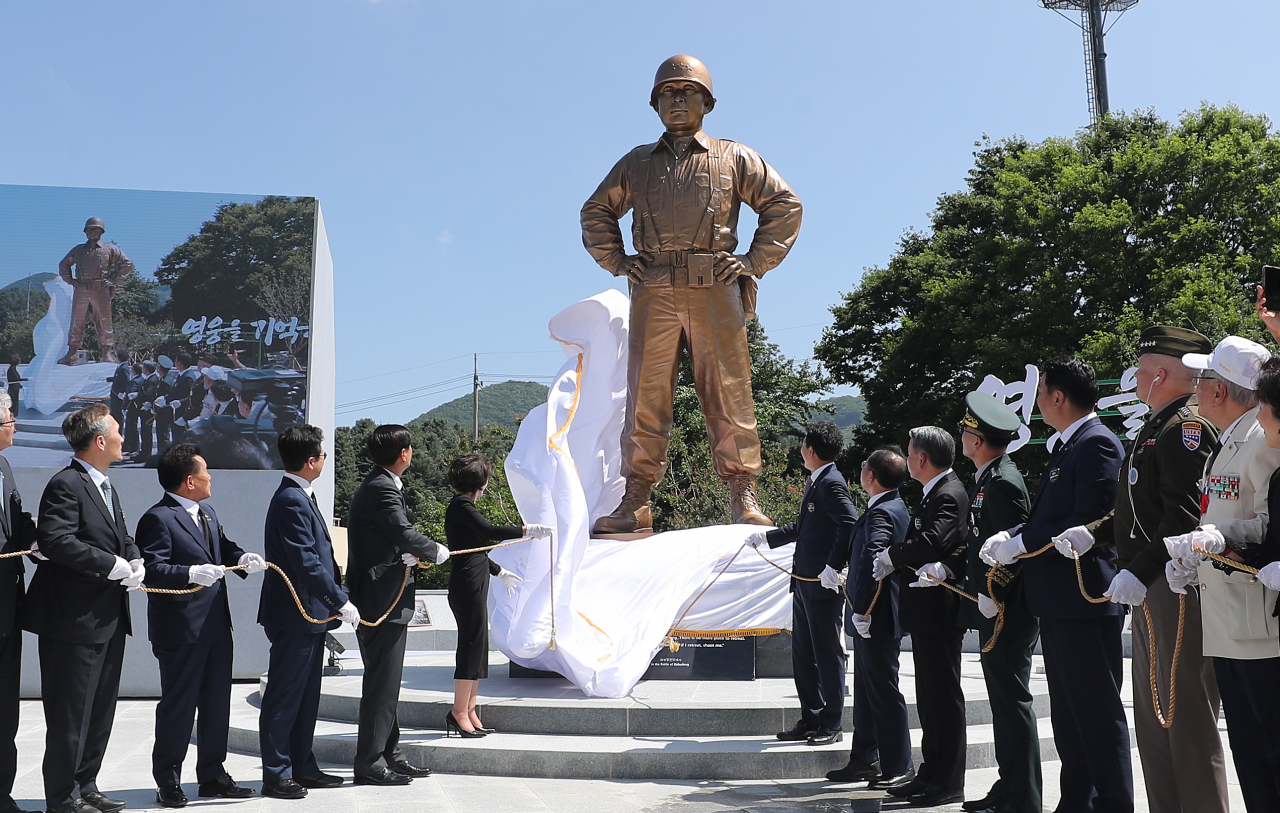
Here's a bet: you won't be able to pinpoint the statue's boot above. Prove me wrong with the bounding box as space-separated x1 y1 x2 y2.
57 351 79 366
592 477 653 534
100 345 116 364
729 475 771 526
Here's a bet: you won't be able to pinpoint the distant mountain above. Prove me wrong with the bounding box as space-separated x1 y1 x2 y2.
2 273 55 293
818 394 866 429
414 380 549 432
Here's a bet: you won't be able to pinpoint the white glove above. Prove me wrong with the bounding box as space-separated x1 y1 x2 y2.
1189 526 1226 557
981 532 1026 566
170 399 182 410
978 593 999 619
339 601 361 625
525 523 553 539
107 556 134 581
127 392 139 400
746 530 769 549
872 549 895 581
910 561 951 588
30 542 47 561
1165 557 1199 595
1257 561 1280 591
401 552 420 566
1104 569 1147 605
433 544 450 565
238 552 268 574
188 563 226 586
496 567 522 596
174 416 187 427
154 396 167 408
1054 525 1095 558
850 613 872 638
819 565 843 592
122 559 146 590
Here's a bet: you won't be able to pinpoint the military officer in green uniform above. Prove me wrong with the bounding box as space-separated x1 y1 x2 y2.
955 392 1039 813
1056 326 1229 813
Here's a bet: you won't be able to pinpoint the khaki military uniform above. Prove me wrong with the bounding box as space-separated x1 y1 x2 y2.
58 240 134 355
1089 395 1228 813
581 130 801 486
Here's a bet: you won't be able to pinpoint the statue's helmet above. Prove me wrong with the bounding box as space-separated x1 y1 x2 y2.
650 55 715 110
83 217 106 232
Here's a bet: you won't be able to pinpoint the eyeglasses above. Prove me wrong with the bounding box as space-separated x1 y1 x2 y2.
1191 374 1219 385
0 420 15 428
311 451 327 461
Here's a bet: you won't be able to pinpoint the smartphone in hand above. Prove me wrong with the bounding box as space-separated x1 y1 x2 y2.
1264 265 1280 303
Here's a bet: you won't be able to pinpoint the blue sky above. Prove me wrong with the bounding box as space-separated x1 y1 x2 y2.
3 1 1279 424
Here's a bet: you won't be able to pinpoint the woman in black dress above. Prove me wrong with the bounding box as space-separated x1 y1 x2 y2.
6 355 23 413
443 453 549 736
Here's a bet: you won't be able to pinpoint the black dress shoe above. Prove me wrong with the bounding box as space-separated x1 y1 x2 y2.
353 768 410 786
776 720 820 741
197 775 254 798
155 786 187 809
295 772 343 789
48 801 100 813
806 727 843 746
908 785 964 807
261 780 308 800
79 794 123 813
826 759 880 783
387 759 432 778
962 788 1002 813
884 772 928 797
3 801 40 813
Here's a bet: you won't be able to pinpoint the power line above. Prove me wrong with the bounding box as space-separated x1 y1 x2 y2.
335 375 471 410
335 383 472 416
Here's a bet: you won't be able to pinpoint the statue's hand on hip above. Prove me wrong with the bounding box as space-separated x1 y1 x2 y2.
618 253 651 285
712 252 752 285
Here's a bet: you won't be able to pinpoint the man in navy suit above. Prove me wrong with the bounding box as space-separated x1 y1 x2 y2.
982 356 1131 813
878 426 970 807
257 425 359 800
751 421 857 746
23 403 144 813
824 446 915 791
137 443 269 807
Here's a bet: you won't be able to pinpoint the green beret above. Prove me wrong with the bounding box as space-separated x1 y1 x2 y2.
1137 325 1211 358
959 391 1022 444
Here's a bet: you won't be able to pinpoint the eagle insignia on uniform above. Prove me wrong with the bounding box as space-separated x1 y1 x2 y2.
1182 422 1202 451
1049 468 1060 482
807 502 815 513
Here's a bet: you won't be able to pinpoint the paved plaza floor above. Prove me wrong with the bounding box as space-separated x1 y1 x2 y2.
9 693 1245 813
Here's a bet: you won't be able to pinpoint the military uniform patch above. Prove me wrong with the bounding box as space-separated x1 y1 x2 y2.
1208 474 1241 500
1049 468 1060 482
807 502 815 513
1182 422 1202 451
1128 468 1139 485
1143 438 1158 447
972 492 985 509
914 517 922 529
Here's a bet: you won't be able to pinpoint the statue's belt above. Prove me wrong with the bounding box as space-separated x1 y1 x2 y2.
641 250 718 287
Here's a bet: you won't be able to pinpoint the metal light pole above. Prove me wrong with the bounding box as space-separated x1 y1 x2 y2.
1041 0 1137 126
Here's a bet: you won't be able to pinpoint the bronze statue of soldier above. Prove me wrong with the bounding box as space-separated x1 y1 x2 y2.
581 55 803 534
57 217 134 365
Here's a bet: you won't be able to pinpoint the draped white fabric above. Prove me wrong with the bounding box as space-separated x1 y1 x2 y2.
27 277 113 414
490 290 794 698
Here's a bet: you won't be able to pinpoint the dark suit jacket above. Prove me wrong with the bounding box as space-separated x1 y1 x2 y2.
885 470 968 634
23 461 140 644
346 467 441 625
257 477 344 634
1021 416 1125 619
831 489 908 638
137 495 247 645
959 454 1030 633
765 463 859 602
444 495 521 596
0 454 38 637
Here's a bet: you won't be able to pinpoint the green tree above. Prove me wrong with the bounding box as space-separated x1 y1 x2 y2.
815 105 1280 469
155 196 315 328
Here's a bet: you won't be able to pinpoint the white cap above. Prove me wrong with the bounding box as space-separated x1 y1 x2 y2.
1183 336 1271 390
204 365 228 382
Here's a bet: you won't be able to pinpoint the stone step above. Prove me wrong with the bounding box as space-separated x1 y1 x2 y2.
294 651 1053 737
226 685 1067 779
12 431 71 450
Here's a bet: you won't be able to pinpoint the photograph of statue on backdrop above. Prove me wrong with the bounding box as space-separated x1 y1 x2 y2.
0 184 314 469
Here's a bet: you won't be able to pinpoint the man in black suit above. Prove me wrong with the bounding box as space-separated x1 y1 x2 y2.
824 446 915 791
752 421 857 747
23 403 145 813
257 425 359 800
981 356 1130 813
137 443 268 807
165 354 201 440
346 425 449 785
0 393 39 813
878 425 969 807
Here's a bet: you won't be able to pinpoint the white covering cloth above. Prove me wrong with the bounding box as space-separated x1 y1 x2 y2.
490 290 794 697
26 277 112 414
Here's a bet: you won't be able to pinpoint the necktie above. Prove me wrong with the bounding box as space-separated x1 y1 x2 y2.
101 478 115 516
199 511 217 563
0 469 6 520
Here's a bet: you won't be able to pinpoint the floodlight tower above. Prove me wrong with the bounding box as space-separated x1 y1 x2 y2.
1041 0 1138 126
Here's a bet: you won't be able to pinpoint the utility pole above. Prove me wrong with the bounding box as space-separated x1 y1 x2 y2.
473 353 480 444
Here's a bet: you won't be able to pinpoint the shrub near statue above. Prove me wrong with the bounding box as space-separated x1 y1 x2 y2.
581 55 803 534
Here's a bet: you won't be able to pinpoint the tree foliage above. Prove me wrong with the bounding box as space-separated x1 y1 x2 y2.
815 105 1280 467
156 196 315 326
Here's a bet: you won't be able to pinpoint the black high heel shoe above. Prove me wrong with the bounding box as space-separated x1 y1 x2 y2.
474 723 495 734
444 710 486 738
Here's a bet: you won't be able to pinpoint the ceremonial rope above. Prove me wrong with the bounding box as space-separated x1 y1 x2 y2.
0 550 34 559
